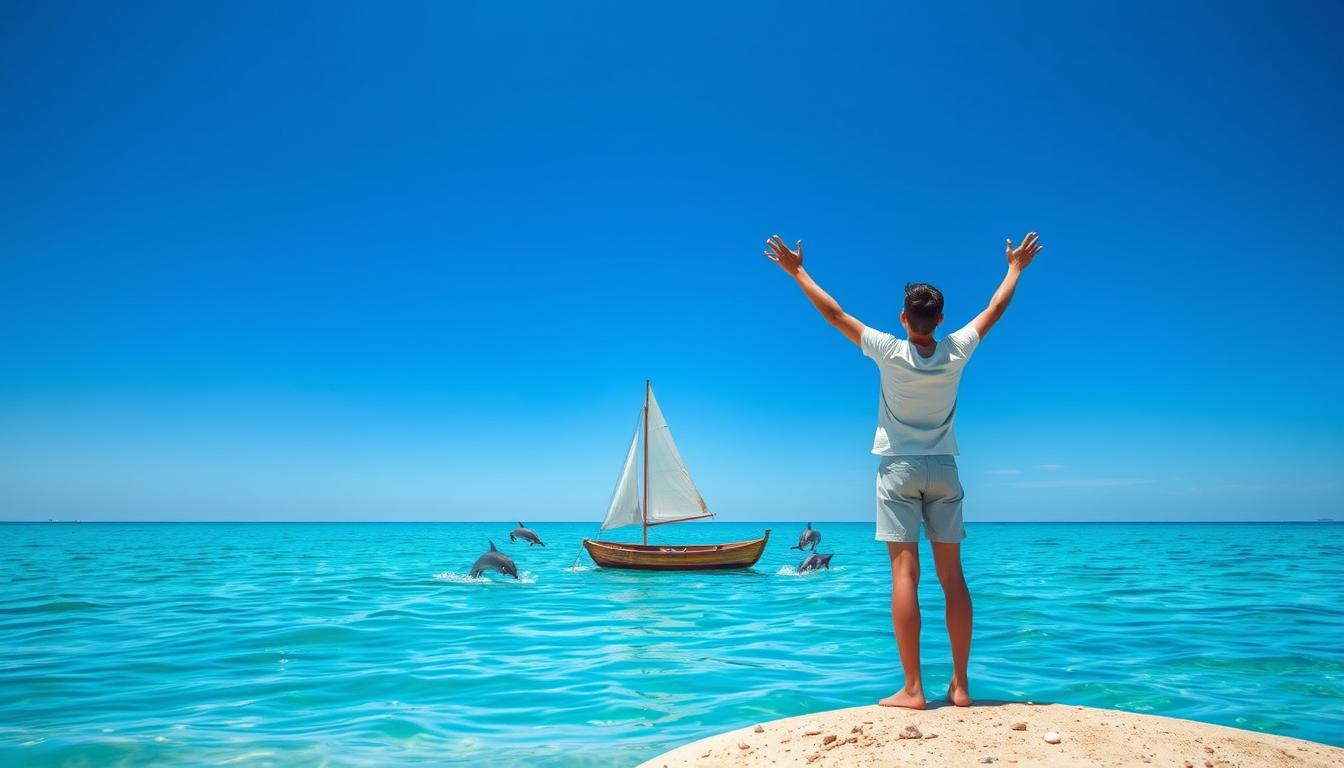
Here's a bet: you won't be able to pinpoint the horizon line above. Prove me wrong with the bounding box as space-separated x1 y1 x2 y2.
2 519 1337 524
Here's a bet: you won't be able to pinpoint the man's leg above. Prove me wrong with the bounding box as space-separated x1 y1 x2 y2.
875 456 926 709
878 542 925 708
925 456 972 706
932 542 972 706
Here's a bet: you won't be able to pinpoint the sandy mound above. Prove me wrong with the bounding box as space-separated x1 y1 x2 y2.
639 702 1343 768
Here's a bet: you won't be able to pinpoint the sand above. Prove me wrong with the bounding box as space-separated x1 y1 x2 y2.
638 702 1344 768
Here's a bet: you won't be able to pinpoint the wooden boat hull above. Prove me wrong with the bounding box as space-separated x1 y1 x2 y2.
583 530 770 571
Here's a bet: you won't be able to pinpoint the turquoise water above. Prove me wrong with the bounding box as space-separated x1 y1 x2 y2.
2 522 1342 766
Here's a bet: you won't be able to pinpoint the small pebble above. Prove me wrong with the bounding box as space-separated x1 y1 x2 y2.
924 733 939 739
754 724 764 733
1204 762 1213 768
1010 722 1027 731
1043 731 1062 745
737 742 750 751
1183 761 1193 768
980 757 996 764
899 725 922 739
1204 747 1214 754
806 753 821 763
822 734 837 745
803 729 822 736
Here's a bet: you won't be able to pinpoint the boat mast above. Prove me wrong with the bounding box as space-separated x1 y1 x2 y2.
642 379 650 545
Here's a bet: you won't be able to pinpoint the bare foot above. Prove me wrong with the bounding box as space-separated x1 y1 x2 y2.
945 681 973 707
878 689 926 709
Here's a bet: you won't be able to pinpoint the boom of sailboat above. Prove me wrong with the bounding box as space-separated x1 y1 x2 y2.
582 381 770 571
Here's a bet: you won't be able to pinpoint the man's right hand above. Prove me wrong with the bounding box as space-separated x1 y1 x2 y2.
1006 232 1042 270
973 232 1042 339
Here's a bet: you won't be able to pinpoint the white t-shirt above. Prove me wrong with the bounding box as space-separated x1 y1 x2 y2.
860 323 980 456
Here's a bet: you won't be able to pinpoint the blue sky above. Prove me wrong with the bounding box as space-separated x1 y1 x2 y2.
2 1 1341 522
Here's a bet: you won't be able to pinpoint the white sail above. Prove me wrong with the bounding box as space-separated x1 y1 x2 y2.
600 423 642 531
645 388 713 525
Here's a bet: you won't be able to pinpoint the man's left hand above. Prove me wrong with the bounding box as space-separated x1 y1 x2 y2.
764 235 804 275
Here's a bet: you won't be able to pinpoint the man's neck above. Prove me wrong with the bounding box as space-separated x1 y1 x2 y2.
907 333 936 356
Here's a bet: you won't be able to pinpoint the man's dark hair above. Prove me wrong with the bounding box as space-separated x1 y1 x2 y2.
903 282 944 334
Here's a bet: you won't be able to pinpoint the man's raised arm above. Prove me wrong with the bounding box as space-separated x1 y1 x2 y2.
764 235 864 347
970 232 1043 339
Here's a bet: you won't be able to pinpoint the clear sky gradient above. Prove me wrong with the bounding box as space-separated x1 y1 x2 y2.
2 2 1341 522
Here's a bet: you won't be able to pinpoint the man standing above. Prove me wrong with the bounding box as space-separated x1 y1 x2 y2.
764 232 1042 709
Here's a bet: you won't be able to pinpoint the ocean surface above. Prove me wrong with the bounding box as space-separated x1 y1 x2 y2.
2 521 1342 767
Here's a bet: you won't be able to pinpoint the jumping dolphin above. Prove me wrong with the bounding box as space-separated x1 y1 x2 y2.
470 540 519 579
790 522 821 552
799 552 834 572
509 522 544 546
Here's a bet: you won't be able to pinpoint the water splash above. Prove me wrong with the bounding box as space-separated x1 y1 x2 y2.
776 565 845 577
433 570 537 585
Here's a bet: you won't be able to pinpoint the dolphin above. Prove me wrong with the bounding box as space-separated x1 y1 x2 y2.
509 522 544 546
470 540 519 579
798 552 834 572
790 522 821 552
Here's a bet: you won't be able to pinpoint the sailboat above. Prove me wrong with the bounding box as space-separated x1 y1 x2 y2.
582 381 770 571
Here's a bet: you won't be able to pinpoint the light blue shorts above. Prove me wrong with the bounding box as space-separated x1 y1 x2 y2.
875 455 966 543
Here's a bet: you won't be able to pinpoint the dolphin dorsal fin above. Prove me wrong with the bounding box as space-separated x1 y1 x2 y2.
806 522 812 529
518 522 525 528
488 539 497 552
